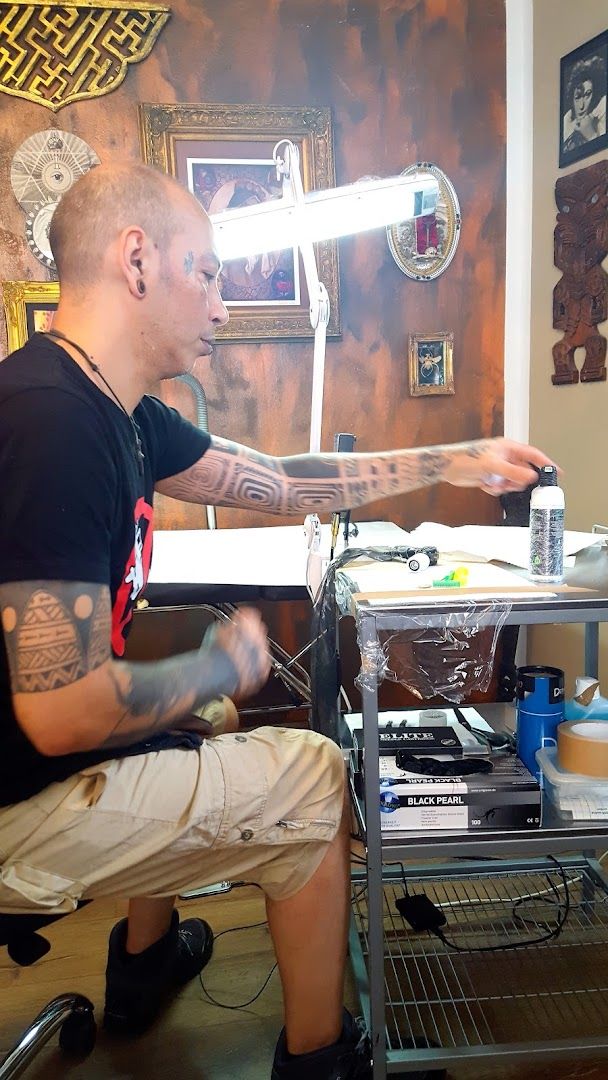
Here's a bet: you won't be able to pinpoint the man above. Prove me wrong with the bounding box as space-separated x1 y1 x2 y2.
0 163 554 1080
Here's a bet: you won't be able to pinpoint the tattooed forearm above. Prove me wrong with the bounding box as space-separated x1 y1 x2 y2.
0 581 111 692
100 645 238 749
157 435 495 514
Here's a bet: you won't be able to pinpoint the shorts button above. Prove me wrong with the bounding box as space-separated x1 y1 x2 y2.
235 735 247 743
241 829 254 842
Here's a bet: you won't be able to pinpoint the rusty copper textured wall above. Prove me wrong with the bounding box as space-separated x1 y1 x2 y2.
0 0 506 536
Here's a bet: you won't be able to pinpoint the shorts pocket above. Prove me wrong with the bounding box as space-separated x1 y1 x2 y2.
64 767 108 811
1 861 83 912
264 816 340 845
276 818 337 830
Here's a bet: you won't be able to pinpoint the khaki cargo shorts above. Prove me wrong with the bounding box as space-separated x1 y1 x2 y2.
0 727 345 914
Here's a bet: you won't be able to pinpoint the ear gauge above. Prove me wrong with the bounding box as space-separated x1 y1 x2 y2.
137 279 146 295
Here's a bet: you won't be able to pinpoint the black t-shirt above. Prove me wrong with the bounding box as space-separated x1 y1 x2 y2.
0 334 210 806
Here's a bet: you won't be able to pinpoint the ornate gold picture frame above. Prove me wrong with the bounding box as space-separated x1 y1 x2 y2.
408 331 455 397
2 280 60 353
138 102 341 343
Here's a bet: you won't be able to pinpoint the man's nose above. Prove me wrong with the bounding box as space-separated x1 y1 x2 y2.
211 286 229 327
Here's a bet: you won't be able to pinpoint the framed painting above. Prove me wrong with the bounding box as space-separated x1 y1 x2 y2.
559 30 608 168
408 331 455 396
138 102 341 342
2 280 59 353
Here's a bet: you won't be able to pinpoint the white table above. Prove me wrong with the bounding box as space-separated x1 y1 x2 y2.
144 520 409 708
146 520 409 604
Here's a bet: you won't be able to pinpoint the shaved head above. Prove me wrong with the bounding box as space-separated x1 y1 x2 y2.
49 162 207 286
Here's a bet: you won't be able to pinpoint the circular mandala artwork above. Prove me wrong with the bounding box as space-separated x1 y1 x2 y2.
387 162 461 281
25 200 59 270
11 129 99 213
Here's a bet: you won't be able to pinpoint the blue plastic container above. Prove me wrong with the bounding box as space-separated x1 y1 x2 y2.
515 666 565 783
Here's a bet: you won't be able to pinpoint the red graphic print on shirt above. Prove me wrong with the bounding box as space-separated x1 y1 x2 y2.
111 497 154 656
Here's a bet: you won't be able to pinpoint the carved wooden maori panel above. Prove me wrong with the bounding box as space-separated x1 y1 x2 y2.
552 159 608 385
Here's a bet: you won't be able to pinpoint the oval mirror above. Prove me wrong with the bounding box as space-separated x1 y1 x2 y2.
387 162 461 281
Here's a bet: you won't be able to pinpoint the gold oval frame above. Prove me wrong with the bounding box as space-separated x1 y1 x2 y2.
387 162 461 281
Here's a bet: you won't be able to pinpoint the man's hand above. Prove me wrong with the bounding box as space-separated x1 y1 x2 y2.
211 607 271 699
442 438 558 495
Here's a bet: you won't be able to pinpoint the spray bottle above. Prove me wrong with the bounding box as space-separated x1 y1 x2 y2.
529 465 564 583
564 676 608 721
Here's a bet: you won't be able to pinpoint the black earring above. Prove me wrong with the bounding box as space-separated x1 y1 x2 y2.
137 279 146 295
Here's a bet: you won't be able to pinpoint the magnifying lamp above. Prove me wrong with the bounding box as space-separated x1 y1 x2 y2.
210 141 439 455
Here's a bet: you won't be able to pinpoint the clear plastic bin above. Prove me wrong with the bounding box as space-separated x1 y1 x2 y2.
536 746 608 820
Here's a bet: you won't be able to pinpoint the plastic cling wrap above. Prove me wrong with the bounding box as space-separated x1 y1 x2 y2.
310 547 514 740
354 599 512 703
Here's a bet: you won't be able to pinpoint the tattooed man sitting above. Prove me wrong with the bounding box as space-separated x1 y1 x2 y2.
0 163 553 1080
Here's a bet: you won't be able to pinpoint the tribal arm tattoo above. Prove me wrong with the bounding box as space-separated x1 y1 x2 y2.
0 580 239 755
156 434 496 515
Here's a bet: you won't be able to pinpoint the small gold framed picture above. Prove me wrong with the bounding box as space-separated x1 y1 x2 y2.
408 331 454 396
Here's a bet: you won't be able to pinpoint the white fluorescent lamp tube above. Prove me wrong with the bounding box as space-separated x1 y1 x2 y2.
208 139 441 464
211 173 439 261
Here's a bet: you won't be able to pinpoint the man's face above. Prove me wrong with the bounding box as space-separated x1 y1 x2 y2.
152 208 229 378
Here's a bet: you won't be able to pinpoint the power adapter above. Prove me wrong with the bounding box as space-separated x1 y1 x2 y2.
395 892 447 932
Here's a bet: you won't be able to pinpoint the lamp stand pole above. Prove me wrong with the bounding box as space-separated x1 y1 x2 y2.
274 141 332 595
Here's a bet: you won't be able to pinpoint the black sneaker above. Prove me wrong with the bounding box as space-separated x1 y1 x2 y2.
271 1010 371 1079
271 1010 446 1079
103 909 213 1035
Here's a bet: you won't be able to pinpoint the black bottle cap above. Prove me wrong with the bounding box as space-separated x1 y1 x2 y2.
537 464 558 486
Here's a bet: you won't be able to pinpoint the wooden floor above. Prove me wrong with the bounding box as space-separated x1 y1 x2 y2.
1 886 607 1080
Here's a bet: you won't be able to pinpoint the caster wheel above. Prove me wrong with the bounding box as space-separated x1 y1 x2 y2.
59 1008 97 1057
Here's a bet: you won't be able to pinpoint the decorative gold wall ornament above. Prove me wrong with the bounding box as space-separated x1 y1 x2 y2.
0 1 170 111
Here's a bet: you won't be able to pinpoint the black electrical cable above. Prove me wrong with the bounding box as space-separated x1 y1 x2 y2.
399 856 570 954
198 920 278 1010
198 870 370 1010
311 545 432 740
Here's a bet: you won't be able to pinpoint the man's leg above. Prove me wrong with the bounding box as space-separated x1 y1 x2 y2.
266 786 351 1055
126 895 177 953
105 896 213 1033
122 695 241 953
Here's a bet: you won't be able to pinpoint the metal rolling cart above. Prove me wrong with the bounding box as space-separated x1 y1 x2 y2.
341 544 608 1078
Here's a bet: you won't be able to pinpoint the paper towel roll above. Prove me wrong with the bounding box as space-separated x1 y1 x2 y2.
557 720 608 778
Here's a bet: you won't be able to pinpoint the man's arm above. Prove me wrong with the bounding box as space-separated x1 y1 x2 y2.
155 435 555 513
0 580 270 757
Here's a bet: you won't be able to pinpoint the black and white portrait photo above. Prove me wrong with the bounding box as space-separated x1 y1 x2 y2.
560 30 608 167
